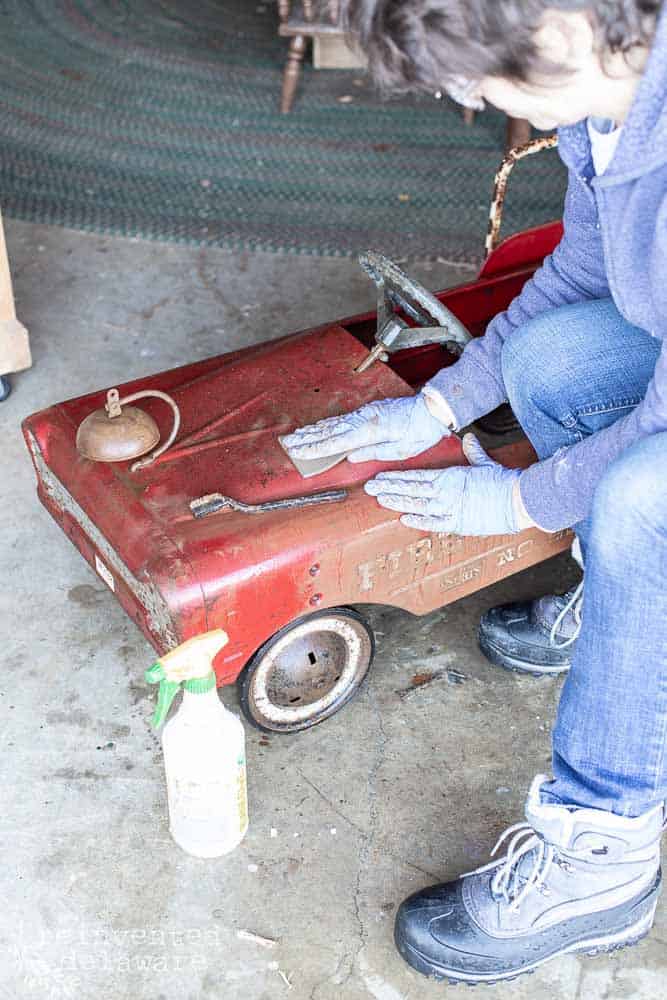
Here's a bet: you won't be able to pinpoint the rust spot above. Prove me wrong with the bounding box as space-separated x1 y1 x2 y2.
395 667 467 699
410 671 434 688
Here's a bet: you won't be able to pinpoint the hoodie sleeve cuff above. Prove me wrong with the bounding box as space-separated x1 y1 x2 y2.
421 386 458 430
519 467 568 533
423 355 508 430
513 478 540 531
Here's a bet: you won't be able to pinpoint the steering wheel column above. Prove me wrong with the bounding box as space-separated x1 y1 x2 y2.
356 251 472 374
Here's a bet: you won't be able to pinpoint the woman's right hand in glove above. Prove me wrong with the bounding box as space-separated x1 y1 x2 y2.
282 394 452 464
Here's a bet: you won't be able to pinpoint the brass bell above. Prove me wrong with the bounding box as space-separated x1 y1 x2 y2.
76 388 181 471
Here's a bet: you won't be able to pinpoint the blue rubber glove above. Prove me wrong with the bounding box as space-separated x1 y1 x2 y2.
282 395 451 464
364 433 522 536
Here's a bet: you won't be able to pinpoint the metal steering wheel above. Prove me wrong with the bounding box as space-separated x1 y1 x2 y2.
357 251 472 372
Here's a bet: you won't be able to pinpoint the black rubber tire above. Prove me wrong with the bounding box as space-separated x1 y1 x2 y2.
473 403 521 438
0 375 11 402
237 607 375 734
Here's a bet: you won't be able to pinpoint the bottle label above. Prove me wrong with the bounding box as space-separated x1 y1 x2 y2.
165 749 249 854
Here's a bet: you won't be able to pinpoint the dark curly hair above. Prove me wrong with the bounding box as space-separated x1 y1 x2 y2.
342 1 662 93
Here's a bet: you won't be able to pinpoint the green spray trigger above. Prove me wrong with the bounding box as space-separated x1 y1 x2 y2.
144 631 228 729
145 662 181 728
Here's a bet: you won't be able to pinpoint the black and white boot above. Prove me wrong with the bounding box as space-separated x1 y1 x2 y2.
395 775 664 985
478 540 584 676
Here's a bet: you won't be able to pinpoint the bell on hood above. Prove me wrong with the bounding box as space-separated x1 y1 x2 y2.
76 388 181 471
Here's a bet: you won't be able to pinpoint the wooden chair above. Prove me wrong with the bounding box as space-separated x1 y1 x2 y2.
506 118 532 149
278 2 349 114
277 3 531 151
0 210 30 400
462 106 531 151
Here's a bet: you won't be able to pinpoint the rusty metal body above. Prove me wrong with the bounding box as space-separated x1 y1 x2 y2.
75 387 181 471
23 221 568 686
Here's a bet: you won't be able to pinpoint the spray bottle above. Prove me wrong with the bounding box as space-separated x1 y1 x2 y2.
145 630 248 858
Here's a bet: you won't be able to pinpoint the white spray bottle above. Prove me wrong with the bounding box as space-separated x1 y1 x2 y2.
145 630 248 858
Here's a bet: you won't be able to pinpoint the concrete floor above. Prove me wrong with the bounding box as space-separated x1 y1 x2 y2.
2 219 665 1000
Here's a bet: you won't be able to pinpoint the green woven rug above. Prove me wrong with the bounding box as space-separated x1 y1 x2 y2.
0 0 567 261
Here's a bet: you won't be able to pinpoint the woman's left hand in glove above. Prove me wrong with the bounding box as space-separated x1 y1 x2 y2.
364 433 524 536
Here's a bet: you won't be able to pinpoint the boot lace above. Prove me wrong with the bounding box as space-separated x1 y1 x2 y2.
471 823 554 911
549 580 584 650
465 823 590 913
466 806 667 914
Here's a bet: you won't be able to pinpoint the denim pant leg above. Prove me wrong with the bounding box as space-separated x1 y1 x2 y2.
542 434 667 815
499 298 666 815
501 298 661 554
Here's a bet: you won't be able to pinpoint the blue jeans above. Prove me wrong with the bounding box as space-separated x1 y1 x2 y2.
501 298 667 817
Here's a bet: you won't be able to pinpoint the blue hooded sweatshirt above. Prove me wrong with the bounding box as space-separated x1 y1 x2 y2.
425 6 667 531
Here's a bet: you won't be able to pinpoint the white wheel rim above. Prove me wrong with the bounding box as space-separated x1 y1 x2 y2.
249 615 372 728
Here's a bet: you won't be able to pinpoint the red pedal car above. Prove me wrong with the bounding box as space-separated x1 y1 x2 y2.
23 150 570 733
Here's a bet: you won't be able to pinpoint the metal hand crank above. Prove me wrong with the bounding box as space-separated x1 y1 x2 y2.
190 489 348 519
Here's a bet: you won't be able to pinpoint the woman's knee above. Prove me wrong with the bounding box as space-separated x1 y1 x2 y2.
589 434 667 552
501 308 572 419
500 298 620 418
